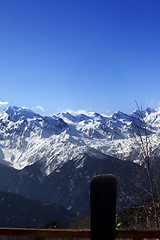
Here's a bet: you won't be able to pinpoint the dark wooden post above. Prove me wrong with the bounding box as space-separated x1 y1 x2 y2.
90 174 117 240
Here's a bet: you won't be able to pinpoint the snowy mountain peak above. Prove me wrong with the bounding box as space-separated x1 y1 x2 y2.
130 107 157 119
112 111 130 121
0 105 160 174
5 106 19 114
146 107 156 114
3 106 41 121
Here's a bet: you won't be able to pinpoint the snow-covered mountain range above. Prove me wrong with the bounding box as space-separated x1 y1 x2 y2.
0 106 160 216
0 106 160 175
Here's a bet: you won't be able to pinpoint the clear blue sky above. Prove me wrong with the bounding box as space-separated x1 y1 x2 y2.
0 0 160 115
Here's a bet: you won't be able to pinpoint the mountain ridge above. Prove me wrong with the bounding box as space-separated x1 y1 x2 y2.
0 190 73 228
0 105 160 174
0 106 159 216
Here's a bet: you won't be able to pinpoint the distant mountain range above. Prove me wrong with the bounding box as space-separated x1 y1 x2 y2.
1 106 160 173
0 191 73 228
0 106 159 224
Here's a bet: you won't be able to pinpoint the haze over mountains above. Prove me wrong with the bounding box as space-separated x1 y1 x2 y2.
0 106 160 223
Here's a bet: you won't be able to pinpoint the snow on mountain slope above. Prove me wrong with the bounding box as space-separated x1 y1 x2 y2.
0 106 160 174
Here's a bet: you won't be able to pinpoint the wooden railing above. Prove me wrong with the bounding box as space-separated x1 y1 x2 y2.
0 228 160 239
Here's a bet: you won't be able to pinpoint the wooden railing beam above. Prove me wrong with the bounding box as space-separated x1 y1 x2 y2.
0 228 90 238
0 228 160 239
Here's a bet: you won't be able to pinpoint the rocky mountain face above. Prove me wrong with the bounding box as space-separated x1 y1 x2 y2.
0 156 148 217
0 106 159 218
0 191 73 228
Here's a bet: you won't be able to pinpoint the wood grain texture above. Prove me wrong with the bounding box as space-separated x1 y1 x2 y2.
0 228 160 239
